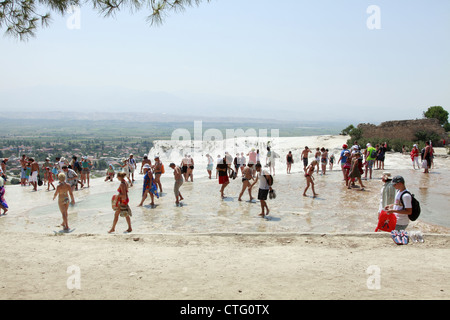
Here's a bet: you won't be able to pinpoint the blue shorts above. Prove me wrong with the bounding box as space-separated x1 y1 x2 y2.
21 168 27 179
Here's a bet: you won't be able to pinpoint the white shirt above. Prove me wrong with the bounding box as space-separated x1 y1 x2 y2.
258 170 270 190
393 189 412 226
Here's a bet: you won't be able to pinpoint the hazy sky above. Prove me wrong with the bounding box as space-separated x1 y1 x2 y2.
1 0 449 123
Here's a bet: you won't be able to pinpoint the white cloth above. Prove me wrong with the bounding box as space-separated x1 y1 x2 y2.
258 170 270 190
29 171 38 182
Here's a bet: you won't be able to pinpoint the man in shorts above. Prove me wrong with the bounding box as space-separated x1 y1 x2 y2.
364 143 377 180
20 154 28 186
29 158 40 191
128 154 137 182
252 163 272 218
301 146 311 172
238 163 254 202
170 163 184 206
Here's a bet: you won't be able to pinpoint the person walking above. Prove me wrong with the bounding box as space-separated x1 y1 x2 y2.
303 160 318 198
348 152 366 191
138 164 157 208
128 154 137 182
338 144 349 180
286 151 294 174
217 157 230 199
29 158 40 191
109 172 132 233
153 156 163 193
364 143 377 180
206 154 214 179
300 147 311 172
238 163 255 202
410 144 420 170
252 163 272 217
170 163 184 206
53 172 75 231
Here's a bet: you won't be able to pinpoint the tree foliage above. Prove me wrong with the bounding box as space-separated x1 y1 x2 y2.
423 106 449 126
0 0 210 40
340 124 354 136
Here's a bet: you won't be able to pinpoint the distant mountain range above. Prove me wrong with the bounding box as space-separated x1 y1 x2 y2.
0 111 349 127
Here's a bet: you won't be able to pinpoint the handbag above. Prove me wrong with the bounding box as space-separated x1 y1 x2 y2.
375 210 397 232
421 160 427 169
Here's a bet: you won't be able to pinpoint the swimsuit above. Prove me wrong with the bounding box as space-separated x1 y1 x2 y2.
117 182 132 217
0 186 8 209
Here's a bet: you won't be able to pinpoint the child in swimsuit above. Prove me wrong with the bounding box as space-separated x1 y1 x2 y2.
46 167 56 191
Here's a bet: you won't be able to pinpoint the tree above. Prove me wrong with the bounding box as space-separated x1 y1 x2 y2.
340 124 355 136
423 106 449 126
0 0 210 41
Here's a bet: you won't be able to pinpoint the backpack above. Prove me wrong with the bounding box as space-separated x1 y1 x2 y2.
75 161 83 172
265 173 274 186
400 191 421 221
370 148 377 159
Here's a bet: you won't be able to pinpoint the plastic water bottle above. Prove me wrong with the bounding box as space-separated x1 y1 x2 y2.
417 231 424 243
411 231 418 243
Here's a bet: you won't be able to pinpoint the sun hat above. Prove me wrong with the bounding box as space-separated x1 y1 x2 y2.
381 172 392 180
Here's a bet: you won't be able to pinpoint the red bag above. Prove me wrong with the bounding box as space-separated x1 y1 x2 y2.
375 210 397 232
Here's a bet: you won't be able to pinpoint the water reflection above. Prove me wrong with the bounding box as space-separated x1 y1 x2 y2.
3 167 449 234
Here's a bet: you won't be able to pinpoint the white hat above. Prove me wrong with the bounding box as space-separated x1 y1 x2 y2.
366 143 371 147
